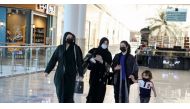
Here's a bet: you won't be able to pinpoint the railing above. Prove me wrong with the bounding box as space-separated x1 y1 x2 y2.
0 45 57 77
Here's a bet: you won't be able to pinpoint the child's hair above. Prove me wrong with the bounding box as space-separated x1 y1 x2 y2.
142 70 152 80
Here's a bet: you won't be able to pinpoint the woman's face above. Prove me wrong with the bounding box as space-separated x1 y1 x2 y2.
101 40 109 49
120 43 128 50
103 40 109 46
66 34 73 40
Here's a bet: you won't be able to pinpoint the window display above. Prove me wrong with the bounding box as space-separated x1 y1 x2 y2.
6 8 28 44
6 8 30 59
33 28 45 43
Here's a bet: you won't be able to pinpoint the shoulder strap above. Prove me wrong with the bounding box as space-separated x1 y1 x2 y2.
74 45 79 73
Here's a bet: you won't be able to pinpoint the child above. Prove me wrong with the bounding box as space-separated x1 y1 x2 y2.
129 70 157 103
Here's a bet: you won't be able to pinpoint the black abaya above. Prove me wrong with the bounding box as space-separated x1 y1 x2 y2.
45 33 83 103
86 47 112 103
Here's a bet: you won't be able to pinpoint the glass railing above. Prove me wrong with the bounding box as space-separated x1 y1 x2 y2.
0 44 57 77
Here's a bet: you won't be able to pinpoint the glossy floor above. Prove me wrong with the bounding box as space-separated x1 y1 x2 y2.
0 67 190 103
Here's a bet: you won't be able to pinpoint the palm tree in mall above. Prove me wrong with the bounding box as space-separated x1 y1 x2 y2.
146 10 183 48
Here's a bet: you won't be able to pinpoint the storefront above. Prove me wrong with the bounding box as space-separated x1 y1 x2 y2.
31 4 57 45
0 4 57 46
6 8 31 45
0 4 57 58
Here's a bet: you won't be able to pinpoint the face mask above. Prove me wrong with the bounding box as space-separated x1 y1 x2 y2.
101 44 108 49
66 38 73 44
120 47 126 52
143 78 150 82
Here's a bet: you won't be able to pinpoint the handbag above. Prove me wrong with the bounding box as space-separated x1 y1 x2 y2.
84 49 96 71
107 72 114 85
75 80 84 94
82 53 92 73
74 45 84 94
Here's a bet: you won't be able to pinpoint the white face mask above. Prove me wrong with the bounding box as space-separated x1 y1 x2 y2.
101 44 108 49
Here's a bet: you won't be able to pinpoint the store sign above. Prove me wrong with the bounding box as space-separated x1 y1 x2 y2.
37 4 47 10
46 5 56 15
36 4 56 15
166 8 187 22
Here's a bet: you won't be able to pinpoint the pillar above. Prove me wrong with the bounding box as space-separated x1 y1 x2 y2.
63 4 87 53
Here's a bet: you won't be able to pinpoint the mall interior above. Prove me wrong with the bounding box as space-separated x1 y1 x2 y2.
0 4 190 103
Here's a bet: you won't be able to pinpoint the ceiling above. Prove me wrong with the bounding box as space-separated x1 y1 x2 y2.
102 4 190 31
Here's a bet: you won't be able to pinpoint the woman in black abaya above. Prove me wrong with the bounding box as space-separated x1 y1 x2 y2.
44 32 83 103
86 37 112 103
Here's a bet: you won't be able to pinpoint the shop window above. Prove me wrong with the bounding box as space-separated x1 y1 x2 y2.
6 8 29 44
6 8 30 59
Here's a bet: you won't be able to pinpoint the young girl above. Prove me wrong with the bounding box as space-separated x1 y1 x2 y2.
129 70 157 103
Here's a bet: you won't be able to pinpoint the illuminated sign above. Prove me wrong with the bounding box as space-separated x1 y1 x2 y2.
166 8 187 22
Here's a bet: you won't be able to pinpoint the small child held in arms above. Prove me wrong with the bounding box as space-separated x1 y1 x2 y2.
129 70 157 103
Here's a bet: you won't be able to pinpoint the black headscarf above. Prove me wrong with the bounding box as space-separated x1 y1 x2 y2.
95 37 112 65
62 32 76 52
63 32 76 44
98 37 109 48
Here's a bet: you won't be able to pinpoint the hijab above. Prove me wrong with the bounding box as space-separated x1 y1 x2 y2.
94 37 112 65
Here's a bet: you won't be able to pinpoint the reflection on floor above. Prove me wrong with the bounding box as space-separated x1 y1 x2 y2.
0 67 190 103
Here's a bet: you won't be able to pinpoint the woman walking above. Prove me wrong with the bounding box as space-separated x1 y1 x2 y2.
44 32 83 103
86 37 112 103
112 40 138 103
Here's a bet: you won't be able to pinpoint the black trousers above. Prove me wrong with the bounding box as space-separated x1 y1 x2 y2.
140 97 150 103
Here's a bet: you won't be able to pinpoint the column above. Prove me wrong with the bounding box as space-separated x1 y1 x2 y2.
56 5 64 45
63 4 87 53
77 4 87 53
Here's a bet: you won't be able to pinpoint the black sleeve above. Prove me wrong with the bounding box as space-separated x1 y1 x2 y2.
86 48 96 60
111 54 119 72
76 46 84 77
45 46 59 74
88 48 95 54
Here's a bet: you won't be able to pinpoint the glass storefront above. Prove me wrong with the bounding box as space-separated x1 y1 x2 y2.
6 8 31 58
6 8 30 45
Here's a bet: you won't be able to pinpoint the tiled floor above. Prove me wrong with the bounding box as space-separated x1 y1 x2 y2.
0 67 190 103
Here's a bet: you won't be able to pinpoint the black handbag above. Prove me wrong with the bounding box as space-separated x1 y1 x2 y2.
75 80 84 94
107 72 114 85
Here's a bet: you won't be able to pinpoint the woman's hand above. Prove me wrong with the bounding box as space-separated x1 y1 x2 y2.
95 55 103 64
114 65 121 71
128 75 137 83
90 58 96 63
128 75 134 79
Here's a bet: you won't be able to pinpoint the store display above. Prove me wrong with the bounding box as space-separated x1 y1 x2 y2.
33 28 45 43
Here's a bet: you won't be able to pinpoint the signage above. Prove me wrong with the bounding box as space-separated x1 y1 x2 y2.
46 4 56 15
166 8 187 22
36 4 56 15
